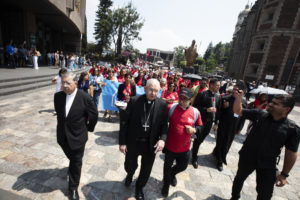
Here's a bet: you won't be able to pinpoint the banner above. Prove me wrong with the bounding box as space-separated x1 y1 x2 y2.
101 80 120 111
135 86 163 97
136 86 145 96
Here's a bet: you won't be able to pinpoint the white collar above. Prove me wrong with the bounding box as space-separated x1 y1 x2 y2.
67 88 77 98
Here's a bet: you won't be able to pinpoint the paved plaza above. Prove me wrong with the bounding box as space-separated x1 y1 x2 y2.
0 85 299 200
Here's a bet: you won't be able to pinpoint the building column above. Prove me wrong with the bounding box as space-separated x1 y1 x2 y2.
24 10 36 48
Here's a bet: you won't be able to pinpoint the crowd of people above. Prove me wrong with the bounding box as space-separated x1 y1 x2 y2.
53 61 300 200
1 40 41 69
0 40 87 70
47 51 86 71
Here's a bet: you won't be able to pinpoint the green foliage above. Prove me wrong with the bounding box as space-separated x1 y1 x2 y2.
195 57 205 66
203 42 213 60
94 0 113 56
174 45 186 68
86 42 97 53
180 60 187 67
205 54 217 72
203 41 232 72
111 2 144 56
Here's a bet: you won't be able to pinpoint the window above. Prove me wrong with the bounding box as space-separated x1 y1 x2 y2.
267 65 278 73
268 13 274 21
249 65 259 75
254 40 266 51
262 9 276 23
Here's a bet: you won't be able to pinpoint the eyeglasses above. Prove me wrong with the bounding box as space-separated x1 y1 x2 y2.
148 88 159 94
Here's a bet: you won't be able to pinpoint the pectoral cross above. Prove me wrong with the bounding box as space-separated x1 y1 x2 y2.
142 122 150 132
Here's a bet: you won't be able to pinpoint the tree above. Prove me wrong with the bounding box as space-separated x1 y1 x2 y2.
205 54 217 72
195 57 205 66
173 45 186 68
94 0 113 56
202 41 232 72
111 2 144 56
203 42 213 60
213 42 225 64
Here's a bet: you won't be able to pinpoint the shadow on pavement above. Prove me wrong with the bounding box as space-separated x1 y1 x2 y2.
167 190 194 200
38 109 55 114
204 194 224 200
196 153 217 169
12 167 68 196
81 180 133 200
94 131 119 146
82 176 170 200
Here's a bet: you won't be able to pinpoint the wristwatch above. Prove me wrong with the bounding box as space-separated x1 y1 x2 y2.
281 171 289 178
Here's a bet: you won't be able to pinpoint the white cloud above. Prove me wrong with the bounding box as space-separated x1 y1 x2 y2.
86 0 98 43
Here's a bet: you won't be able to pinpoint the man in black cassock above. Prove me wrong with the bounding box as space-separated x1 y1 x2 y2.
213 84 246 171
119 78 168 200
192 78 221 168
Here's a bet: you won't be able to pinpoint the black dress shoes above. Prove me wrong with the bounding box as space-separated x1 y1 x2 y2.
69 189 79 200
170 175 177 187
217 162 223 171
135 188 144 200
125 174 133 187
161 184 169 197
192 158 198 169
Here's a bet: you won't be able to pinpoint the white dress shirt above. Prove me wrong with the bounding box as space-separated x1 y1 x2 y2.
65 88 78 117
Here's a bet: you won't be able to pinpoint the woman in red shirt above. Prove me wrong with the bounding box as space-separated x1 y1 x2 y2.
117 73 136 127
118 68 126 83
134 70 146 86
161 83 179 111
254 93 268 109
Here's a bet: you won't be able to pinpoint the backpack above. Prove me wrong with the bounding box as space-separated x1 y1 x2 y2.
168 103 199 127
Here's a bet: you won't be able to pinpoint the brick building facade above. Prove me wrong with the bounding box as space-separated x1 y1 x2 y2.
227 0 300 94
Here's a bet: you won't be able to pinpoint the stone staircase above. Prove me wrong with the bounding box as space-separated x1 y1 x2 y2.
0 68 87 97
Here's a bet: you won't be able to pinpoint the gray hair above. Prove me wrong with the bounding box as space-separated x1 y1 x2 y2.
61 71 78 82
146 78 160 89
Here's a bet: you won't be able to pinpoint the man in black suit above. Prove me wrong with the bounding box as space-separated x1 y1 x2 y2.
119 78 168 200
192 78 221 169
54 72 98 200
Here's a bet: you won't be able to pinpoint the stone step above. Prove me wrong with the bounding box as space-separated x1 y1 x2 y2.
0 76 53 89
0 67 87 83
0 68 88 96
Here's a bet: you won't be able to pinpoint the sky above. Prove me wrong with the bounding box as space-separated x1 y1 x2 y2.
86 0 257 55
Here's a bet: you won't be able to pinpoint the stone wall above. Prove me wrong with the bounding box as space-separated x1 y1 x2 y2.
239 0 300 86
47 0 86 34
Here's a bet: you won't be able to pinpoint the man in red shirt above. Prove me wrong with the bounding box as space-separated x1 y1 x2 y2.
161 88 203 197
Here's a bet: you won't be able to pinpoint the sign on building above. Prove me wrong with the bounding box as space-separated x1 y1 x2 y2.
265 75 274 80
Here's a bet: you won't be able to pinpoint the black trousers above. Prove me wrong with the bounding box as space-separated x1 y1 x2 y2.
8 55 16 68
163 149 190 185
125 140 156 189
214 123 236 165
192 119 213 159
231 159 276 200
119 108 126 130
60 143 85 190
